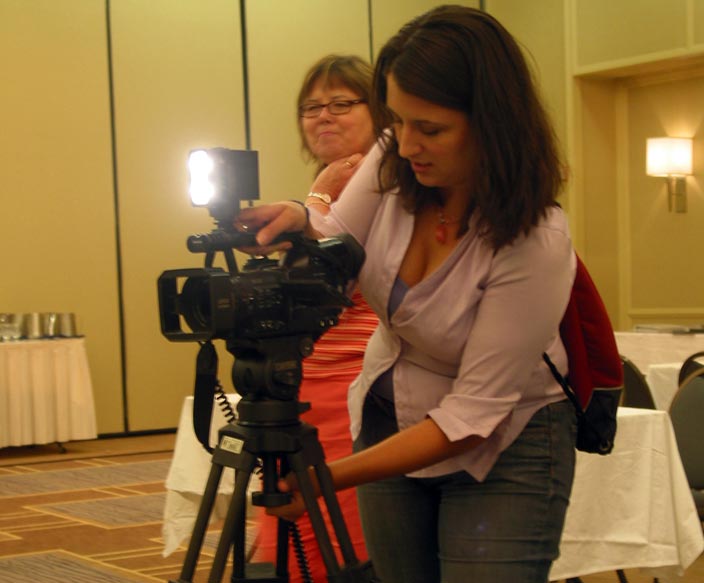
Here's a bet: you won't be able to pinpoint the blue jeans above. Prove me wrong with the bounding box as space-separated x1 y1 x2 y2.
354 395 577 583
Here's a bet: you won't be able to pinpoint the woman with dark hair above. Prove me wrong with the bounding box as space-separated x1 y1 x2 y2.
253 54 376 583
239 7 576 582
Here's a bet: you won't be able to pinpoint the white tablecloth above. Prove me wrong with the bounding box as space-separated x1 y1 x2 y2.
162 394 241 557
164 401 703 579
0 337 97 448
615 331 704 372
550 407 703 581
645 362 681 411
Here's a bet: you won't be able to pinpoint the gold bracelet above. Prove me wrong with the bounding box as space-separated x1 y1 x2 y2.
306 192 332 205
304 198 330 209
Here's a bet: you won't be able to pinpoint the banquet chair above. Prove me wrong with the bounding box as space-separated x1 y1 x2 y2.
620 355 657 410
678 350 704 387
669 369 704 521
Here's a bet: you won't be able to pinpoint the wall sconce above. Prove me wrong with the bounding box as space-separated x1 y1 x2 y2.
646 137 693 213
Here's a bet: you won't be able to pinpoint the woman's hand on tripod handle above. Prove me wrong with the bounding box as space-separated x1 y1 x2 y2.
266 418 484 522
265 471 316 522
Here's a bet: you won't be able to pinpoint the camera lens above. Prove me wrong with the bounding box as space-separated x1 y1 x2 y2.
180 276 213 334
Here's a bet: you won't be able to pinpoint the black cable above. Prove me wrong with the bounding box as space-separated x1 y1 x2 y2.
213 380 237 424
291 522 314 583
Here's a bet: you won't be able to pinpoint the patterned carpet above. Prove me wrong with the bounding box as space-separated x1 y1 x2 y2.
2 440 701 583
0 449 244 582
0 460 171 497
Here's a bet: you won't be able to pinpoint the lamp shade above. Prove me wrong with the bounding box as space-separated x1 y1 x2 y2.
646 137 693 176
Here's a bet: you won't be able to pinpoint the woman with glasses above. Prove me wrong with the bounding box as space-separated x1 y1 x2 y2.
241 7 577 582
253 54 377 583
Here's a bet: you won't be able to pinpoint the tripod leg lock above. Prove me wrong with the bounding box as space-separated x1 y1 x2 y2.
251 490 291 507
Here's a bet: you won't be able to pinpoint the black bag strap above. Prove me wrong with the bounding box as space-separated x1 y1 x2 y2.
543 353 585 418
543 352 618 455
193 341 218 454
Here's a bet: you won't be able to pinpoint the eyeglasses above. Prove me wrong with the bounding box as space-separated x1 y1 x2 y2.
299 99 366 118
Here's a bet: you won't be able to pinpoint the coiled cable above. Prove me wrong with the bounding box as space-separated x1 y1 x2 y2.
213 381 237 424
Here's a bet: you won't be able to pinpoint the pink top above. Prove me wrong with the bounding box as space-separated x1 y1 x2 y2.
312 142 576 481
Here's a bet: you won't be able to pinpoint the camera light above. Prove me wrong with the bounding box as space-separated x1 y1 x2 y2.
186 148 260 223
188 150 216 206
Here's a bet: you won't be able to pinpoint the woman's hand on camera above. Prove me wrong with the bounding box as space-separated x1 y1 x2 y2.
235 201 312 254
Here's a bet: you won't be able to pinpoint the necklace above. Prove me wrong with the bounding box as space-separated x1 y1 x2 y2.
435 211 461 244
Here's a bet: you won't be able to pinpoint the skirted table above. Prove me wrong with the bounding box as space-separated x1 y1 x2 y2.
0 337 97 448
550 407 703 581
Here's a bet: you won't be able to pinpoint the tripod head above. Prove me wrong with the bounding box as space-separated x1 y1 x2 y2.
228 334 314 427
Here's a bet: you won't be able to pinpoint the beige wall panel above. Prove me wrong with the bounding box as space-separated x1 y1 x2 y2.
626 76 704 315
577 80 621 324
110 0 246 430
371 0 480 57
695 0 704 47
246 0 370 206
0 0 124 432
574 0 687 69
487 0 568 203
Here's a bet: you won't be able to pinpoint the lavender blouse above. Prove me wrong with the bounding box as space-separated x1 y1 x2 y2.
310 142 576 481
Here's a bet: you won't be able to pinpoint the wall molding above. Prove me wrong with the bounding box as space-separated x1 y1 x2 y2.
574 47 704 78
628 307 704 319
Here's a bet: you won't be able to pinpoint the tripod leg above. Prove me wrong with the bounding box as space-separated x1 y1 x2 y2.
284 426 376 583
276 515 291 578
292 462 342 578
176 461 225 582
313 462 358 565
209 456 256 583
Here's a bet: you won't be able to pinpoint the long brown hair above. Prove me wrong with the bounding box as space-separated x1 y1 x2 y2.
372 5 564 250
297 54 373 175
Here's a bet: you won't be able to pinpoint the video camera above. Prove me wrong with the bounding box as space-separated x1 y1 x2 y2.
158 233 364 343
156 147 364 400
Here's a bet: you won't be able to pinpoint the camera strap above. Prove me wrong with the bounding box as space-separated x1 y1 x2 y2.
193 341 218 454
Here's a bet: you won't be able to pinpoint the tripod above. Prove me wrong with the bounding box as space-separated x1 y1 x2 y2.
170 341 377 583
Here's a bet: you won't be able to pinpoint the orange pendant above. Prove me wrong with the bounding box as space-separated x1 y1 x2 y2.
435 223 448 244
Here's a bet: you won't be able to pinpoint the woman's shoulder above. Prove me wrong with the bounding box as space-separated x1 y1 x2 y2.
539 205 570 236
490 205 573 268
512 205 572 252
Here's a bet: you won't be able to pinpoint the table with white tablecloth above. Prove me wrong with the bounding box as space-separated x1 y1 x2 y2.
615 331 704 410
164 400 703 580
550 407 703 581
615 332 704 372
0 337 97 448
